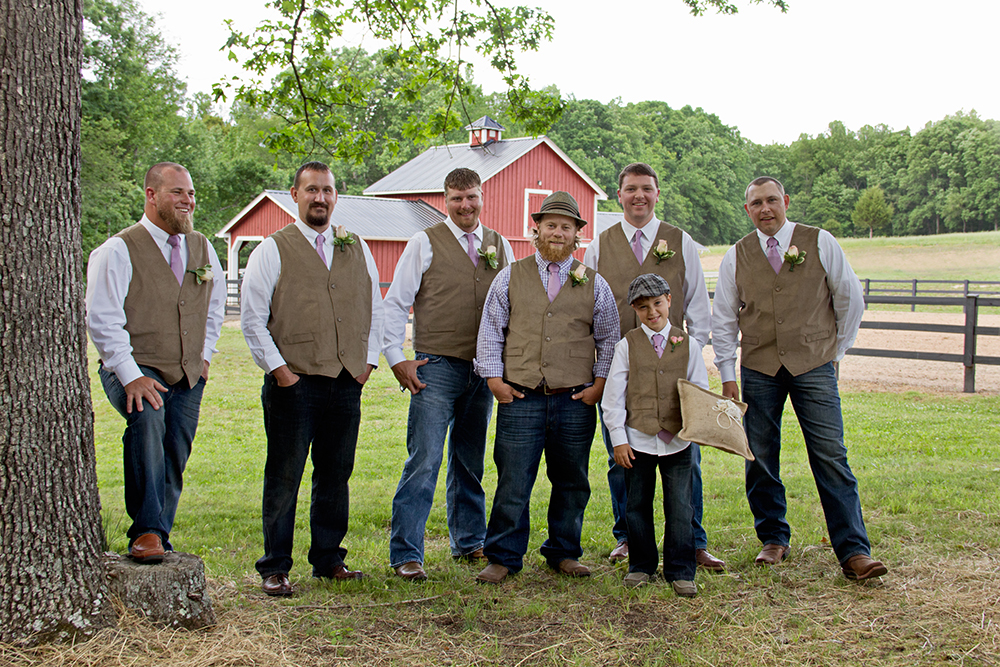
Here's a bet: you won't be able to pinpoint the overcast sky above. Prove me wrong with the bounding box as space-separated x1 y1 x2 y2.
140 0 999 146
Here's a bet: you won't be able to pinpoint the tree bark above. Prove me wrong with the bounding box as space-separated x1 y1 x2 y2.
0 0 114 644
105 553 216 630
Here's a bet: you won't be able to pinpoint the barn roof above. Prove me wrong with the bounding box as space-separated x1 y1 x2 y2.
363 136 607 198
464 116 505 131
216 190 444 241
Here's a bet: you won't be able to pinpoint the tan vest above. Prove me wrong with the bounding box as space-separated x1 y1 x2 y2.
503 257 596 389
267 224 371 378
624 326 687 436
118 224 212 388
598 221 686 338
735 224 837 377
412 223 507 361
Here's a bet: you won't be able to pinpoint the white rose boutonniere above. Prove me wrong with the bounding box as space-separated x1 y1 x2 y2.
569 263 589 287
332 225 357 251
477 244 498 269
783 245 806 272
187 264 214 285
652 239 675 264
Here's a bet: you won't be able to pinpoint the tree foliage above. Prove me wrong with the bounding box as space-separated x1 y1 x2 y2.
682 0 788 15
215 0 563 161
852 186 893 238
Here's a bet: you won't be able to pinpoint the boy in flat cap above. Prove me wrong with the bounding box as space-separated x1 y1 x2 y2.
474 191 619 584
601 274 710 596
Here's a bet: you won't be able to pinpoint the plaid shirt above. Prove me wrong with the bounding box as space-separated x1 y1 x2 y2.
475 251 620 380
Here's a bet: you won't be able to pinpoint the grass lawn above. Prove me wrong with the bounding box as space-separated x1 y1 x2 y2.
38 325 995 667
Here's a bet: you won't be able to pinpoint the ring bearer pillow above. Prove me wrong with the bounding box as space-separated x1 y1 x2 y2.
676 379 754 461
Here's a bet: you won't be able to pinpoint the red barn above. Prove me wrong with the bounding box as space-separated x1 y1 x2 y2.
217 117 607 295
364 116 607 261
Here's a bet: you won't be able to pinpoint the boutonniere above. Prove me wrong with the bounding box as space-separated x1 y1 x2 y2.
652 239 675 264
332 225 356 251
477 244 498 269
783 245 806 272
569 264 589 287
186 264 213 285
669 334 684 353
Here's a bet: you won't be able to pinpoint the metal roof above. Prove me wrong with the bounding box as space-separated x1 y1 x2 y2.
217 190 444 240
464 115 505 131
362 136 607 199
594 211 623 238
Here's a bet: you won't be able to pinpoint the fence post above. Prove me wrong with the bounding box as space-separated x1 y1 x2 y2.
964 280 970 297
963 294 979 393
911 279 917 312
864 278 870 310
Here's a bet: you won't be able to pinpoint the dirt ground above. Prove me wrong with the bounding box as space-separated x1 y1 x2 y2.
702 310 1000 395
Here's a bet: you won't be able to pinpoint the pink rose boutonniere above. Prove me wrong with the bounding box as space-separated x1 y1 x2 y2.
669 334 684 352
569 264 589 287
332 225 356 251
652 239 675 264
477 244 498 269
783 245 806 271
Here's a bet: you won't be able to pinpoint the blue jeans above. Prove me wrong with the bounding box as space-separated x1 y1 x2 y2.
624 446 695 581
100 365 205 550
483 388 595 573
255 370 362 579
599 408 707 548
389 353 491 566
741 362 871 564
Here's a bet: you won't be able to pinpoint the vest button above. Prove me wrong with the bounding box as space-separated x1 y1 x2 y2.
476 277 480 282
777 318 783 324
331 284 336 289
545 337 551 342
180 300 186 306
542 362 548 367
182 360 188 366
658 370 664 375
183 330 188 336
340 350 346 356
779 350 786 356
337 317 342 322
774 287 781 292
546 312 552 317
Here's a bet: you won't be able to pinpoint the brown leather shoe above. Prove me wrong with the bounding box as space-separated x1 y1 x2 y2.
696 548 726 572
321 564 364 580
755 544 790 565
394 561 427 581
556 559 591 577
129 533 165 563
262 573 293 597
476 563 509 584
609 540 629 563
842 554 888 581
454 548 487 563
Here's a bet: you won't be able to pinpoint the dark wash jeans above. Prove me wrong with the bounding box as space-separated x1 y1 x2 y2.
389 353 492 567
483 388 595 573
741 362 871 564
256 370 362 579
100 364 205 549
624 446 696 581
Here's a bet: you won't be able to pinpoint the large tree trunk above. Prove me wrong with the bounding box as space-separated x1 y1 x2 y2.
0 0 114 644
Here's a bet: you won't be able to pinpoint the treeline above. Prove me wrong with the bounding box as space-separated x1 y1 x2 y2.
80 0 1000 269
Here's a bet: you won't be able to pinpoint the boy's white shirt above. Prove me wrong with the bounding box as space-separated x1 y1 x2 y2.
601 322 710 456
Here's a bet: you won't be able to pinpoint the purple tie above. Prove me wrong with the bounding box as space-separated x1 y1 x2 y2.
651 333 673 443
547 263 561 302
631 230 643 263
766 236 783 274
466 232 479 267
167 234 183 285
315 233 328 267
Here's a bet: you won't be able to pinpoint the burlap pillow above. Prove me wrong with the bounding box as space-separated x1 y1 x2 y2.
676 379 754 461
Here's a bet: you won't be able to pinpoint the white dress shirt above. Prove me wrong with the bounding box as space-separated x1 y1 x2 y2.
240 219 384 373
381 219 515 368
712 221 864 384
85 216 226 387
601 323 710 456
583 217 711 347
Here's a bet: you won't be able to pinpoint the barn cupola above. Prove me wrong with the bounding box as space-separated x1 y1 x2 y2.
465 116 505 147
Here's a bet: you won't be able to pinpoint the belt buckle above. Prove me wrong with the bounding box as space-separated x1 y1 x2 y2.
540 383 558 395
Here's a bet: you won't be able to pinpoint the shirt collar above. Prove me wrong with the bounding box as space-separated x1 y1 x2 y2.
621 216 659 242
139 215 173 247
639 322 668 343
444 217 481 242
295 219 328 244
755 220 795 251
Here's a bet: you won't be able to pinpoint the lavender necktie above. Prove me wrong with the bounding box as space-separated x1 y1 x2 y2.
651 333 673 444
167 234 183 285
547 263 561 302
766 236 783 274
315 233 328 267
466 232 479 267
631 229 643 263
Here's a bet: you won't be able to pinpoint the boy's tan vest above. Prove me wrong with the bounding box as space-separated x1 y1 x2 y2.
598 221 686 338
412 223 507 361
735 224 837 377
267 224 371 378
503 257 596 389
118 224 211 388
624 325 687 436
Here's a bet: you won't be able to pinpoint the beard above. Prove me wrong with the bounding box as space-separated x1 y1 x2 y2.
304 204 331 229
157 201 194 235
534 234 577 263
